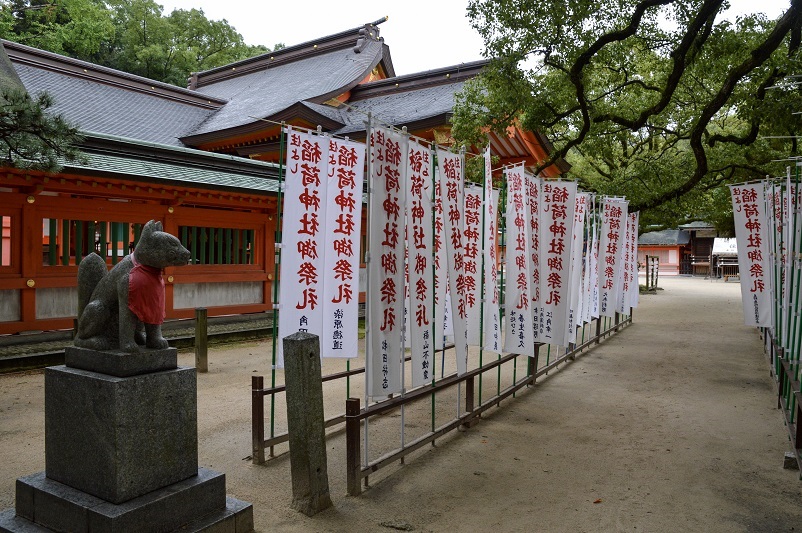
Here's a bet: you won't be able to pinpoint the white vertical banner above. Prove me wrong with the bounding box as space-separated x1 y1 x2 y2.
590 217 600 319
581 203 596 325
278 127 329 366
436 147 469 374
770 185 784 340
540 181 577 347
783 174 793 346
482 146 502 353
729 184 773 327
564 192 588 345
464 184 483 346
433 173 449 350
525 173 543 342
617 209 635 314
322 137 365 357
503 164 535 357
598 198 628 318
406 140 435 387
627 211 640 310
367 125 408 397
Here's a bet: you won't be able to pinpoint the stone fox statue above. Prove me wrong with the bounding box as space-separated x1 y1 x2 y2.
75 220 191 352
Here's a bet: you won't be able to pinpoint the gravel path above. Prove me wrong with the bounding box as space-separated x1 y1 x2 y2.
1 277 800 532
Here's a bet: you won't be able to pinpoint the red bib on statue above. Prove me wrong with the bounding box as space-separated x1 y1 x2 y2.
128 256 166 325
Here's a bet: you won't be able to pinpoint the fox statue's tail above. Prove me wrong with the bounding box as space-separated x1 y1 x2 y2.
77 252 108 322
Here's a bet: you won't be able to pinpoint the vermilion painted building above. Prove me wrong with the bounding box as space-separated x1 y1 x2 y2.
0 20 566 335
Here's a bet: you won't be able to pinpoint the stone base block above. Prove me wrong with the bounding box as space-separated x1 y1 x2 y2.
0 468 253 533
65 346 177 377
45 365 198 504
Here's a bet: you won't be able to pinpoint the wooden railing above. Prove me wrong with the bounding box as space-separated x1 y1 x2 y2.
250 312 633 494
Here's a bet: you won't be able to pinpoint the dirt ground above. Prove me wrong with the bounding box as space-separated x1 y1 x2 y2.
2 276 802 532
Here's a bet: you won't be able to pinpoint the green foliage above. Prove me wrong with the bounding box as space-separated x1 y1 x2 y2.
0 0 280 86
455 0 802 232
0 87 84 171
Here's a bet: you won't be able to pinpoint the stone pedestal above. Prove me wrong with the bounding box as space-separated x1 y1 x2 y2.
0 347 253 532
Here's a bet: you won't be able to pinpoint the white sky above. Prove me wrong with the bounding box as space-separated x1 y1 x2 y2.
158 0 793 75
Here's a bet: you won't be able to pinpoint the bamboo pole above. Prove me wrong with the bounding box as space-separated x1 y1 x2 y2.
269 123 287 457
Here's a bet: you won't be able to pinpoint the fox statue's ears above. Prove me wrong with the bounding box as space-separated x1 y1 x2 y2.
139 220 163 241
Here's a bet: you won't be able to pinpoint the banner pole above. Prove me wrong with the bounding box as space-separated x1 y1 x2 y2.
792 165 802 419
498 179 507 397
269 122 287 456
400 128 409 455
478 149 487 406
431 146 437 436
363 114 373 468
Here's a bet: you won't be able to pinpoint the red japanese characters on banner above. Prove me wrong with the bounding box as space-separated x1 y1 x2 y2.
482 146 501 353
539 180 576 346
525 173 542 342
278 127 328 366
433 175 449 350
729 184 772 327
503 164 534 357
367 125 408 397
598 198 628 318
464 184 483 346
322 137 364 357
618 208 636 315
406 140 435 387
582 199 598 324
590 216 600 318
564 192 587 345
626 212 640 310
436 147 469 374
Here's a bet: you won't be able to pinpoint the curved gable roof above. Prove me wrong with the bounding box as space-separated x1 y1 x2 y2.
4 40 221 147
182 21 392 142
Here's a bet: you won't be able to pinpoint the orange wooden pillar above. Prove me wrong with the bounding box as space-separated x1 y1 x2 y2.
19 194 40 327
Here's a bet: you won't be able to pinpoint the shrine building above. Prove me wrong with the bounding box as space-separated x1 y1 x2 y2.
0 19 567 335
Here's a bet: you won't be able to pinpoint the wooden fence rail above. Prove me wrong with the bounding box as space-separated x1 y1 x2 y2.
252 312 633 494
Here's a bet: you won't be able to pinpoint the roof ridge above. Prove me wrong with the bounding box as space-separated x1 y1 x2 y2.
3 39 226 109
191 19 388 89
348 59 488 102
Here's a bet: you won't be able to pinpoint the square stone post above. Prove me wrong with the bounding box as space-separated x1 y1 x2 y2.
283 332 332 516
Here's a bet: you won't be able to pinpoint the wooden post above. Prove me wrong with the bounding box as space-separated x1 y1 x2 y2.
284 332 332 515
614 312 621 332
796 391 802 450
461 377 477 429
345 397 361 496
595 317 602 344
195 307 208 373
252 375 265 465
529 344 540 386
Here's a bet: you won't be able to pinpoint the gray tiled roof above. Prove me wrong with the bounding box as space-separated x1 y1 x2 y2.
638 229 691 246
334 80 467 135
678 220 714 229
13 63 215 147
189 40 384 136
69 133 280 194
